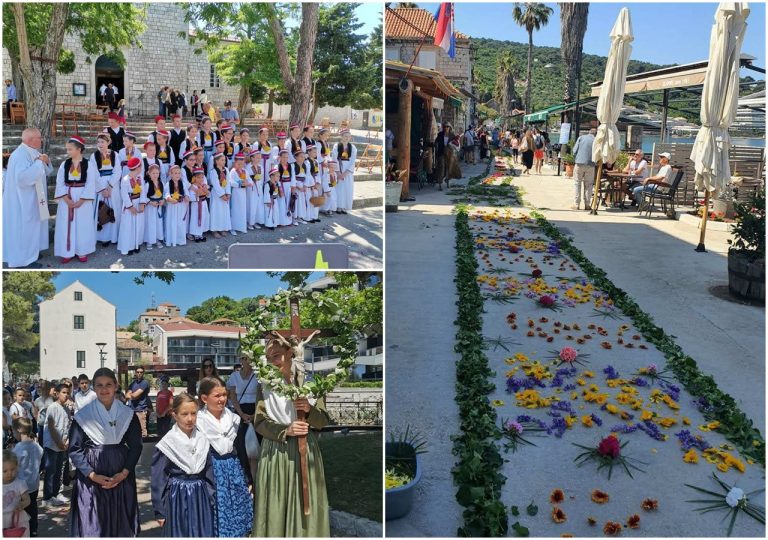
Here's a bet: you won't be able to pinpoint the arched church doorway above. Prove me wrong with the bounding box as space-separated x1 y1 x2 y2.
95 55 124 108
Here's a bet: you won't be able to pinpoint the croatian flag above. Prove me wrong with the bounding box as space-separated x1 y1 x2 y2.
434 3 455 59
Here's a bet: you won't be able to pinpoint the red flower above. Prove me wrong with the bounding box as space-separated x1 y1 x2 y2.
532 269 543 278
510 246 520 253
597 435 621 459
539 295 555 307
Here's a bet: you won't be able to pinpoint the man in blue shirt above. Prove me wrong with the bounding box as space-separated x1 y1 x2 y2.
571 128 596 210
125 367 150 438
5 79 17 121
220 100 240 126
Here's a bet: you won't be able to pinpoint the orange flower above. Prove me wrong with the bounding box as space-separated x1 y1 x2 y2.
601 341 612 349
603 521 622 536
627 515 640 529
591 490 610 504
561 535 573 538
550 489 565 504
552 506 567 523
527 331 535 337
641 499 658 511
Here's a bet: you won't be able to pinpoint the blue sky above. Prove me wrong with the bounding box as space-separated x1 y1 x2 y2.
355 2 384 35
53 272 323 326
417 2 765 78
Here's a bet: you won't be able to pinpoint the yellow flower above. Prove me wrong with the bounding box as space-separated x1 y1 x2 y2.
564 415 576 428
491 399 505 407
657 417 677 428
683 449 699 463
581 415 593 427
699 421 720 432
576 378 586 386
717 462 730 473
514 353 529 362
570 392 579 400
640 410 654 421
582 371 595 378
683 417 691 426
605 404 619 415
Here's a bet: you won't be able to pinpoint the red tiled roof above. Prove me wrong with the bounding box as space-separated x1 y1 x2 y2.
155 321 247 334
158 302 177 307
385 8 469 40
141 311 169 317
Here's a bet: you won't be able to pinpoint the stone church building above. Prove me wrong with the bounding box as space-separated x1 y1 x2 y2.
3 3 239 116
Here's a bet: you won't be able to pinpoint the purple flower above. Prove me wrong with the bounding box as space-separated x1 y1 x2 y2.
592 292 602 299
676 430 712 451
516 414 533 423
505 420 524 435
549 417 568 438
609 423 638 434
662 383 681 402
647 363 658 373
563 384 576 391
693 396 713 413
603 365 620 380
525 291 538 299
590 413 603 426
631 377 649 387
549 376 564 388
551 401 574 414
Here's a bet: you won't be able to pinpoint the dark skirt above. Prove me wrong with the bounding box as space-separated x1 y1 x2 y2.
70 444 140 537
163 474 215 538
211 450 253 537
522 150 534 170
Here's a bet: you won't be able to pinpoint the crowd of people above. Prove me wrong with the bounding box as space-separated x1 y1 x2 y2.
2 337 332 537
3 110 357 268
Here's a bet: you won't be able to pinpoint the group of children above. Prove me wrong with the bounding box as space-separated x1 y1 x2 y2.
52 112 358 261
2 335 332 537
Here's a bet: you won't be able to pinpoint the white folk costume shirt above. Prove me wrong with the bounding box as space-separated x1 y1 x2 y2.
228 167 249 233
2 143 52 267
90 149 123 243
74 389 98 411
53 157 97 258
117 175 149 254
74 399 134 445
262 386 317 426
155 425 210 475
118 147 144 179
196 406 240 456
209 167 232 232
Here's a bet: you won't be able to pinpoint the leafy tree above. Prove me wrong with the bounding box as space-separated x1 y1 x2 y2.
3 272 57 376
126 319 139 333
3 3 146 148
132 271 175 285
512 2 554 114
495 52 521 119
186 296 244 324
266 271 312 289
310 4 381 121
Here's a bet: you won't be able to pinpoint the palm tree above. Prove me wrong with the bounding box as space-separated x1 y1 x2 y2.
495 52 520 119
512 2 554 114
559 3 589 116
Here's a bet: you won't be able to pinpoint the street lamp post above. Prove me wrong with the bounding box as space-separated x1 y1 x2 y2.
96 342 107 369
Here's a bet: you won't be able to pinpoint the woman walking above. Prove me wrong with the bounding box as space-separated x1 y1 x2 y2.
521 129 535 175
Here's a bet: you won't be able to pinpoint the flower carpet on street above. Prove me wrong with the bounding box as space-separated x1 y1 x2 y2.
453 195 764 537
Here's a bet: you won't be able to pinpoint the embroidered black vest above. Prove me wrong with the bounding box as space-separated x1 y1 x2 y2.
169 128 186 164
336 142 353 161
63 158 88 185
107 127 125 153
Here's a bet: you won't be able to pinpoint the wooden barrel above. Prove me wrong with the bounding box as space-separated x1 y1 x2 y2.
728 251 765 302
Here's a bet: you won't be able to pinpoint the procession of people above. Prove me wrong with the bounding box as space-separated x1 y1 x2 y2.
3 109 358 268
3 335 332 537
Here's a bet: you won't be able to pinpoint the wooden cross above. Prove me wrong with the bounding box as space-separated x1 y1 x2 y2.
263 295 335 516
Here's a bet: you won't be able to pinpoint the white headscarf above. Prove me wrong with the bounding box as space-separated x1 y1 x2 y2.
74 398 134 445
196 406 240 455
155 424 210 475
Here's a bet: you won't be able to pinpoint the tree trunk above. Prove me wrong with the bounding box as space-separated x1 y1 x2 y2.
560 3 589 104
267 3 319 127
9 55 25 103
309 102 319 126
267 89 274 119
238 85 252 118
13 3 69 151
525 30 533 114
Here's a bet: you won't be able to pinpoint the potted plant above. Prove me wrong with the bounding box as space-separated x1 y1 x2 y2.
613 152 630 173
385 162 405 212
562 153 575 177
714 178 739 219
727 188 765 303
385 426 427 520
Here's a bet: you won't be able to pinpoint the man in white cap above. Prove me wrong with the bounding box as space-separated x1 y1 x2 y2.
3 128 52 268
632 152 674 207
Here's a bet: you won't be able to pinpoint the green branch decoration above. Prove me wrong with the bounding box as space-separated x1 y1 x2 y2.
240 288 358 400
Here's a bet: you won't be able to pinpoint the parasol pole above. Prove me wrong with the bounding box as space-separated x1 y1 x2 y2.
590 159 603 214
695 189 711 252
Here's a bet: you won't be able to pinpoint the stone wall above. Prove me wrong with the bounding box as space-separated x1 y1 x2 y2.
250 102 383 130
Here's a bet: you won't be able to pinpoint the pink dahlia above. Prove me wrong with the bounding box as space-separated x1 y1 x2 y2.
597 435 621 459
538 295 555 307
559 347 578 363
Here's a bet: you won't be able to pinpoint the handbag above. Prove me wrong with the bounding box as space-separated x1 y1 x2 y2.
520 138 529 153
245 424 261 459
97 200 115 230
3 510 27 537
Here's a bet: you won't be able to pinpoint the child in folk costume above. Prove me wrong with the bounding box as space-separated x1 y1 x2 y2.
272 132 287 166
69 368 142 537
104 112 125 154
256 127 273 171
154 130 175 182
245 149 264 229
53 136 97 263
292 149 309 224
117 157 148 256
199 117 216 168
187 168 210 243
275 149 295 227
332 129 356 214
323 159 339 216
147 115 167 144
91 133 122 246
234 128 251 155
118 132 142 179
143 164 165 250
179 124 199 166
208 152 232 239
151 394 215 537
142 141 160 180
193 146 208 178
167 115 186 167
285 124 302 164
164 165 189 247
305 144 322 223
317 128 335 216
301 124 316 152
181 150 198 186
252 338 331 537
219 125 235 168
262 167 280 230
210 141 226 189
196 377 253 537
227 153 249 235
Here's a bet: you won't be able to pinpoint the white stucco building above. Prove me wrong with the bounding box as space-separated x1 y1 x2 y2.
39 281 117 381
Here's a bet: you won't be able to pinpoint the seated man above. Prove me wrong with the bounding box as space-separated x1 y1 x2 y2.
632 152 674 206
624 149 649 205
